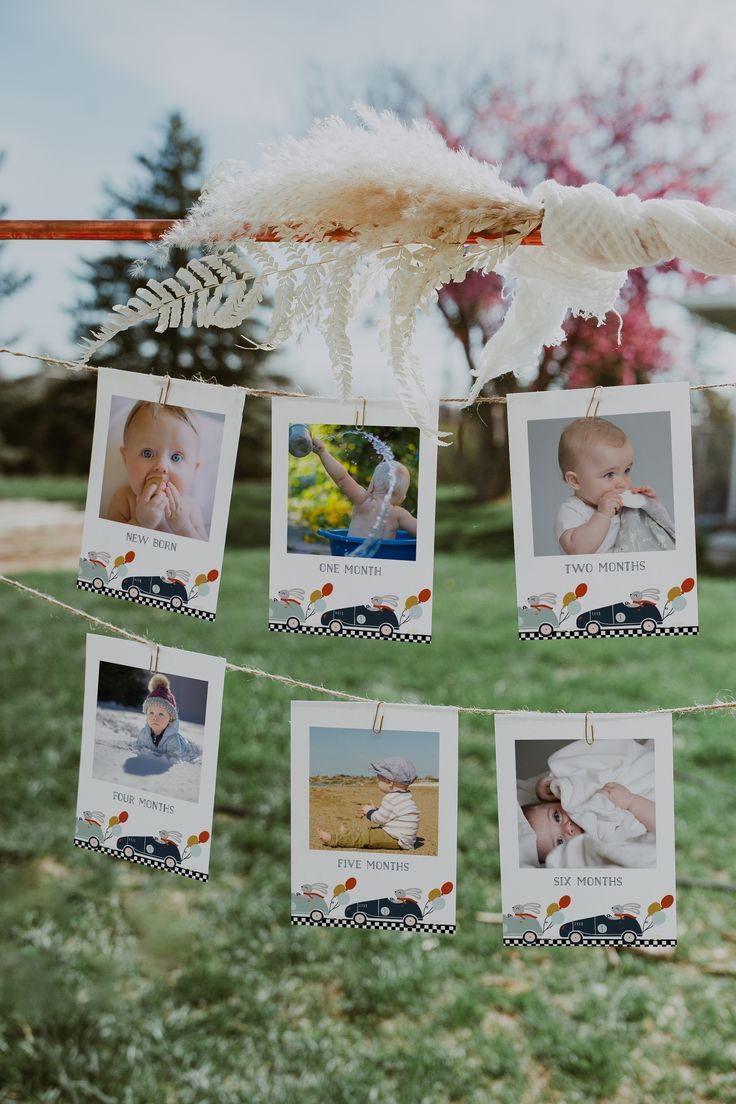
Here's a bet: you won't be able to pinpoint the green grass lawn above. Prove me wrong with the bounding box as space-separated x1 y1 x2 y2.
2 552 736 1103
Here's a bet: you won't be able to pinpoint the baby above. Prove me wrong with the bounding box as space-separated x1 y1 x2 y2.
131 673 202 762
555 417 672 555
523 773 656 863
107 401 207 540
318 756 420 851
312 438 417 540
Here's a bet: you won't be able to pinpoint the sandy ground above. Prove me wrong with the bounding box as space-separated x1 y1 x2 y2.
92 707 205 804
0 499 85 572
309 779 439 856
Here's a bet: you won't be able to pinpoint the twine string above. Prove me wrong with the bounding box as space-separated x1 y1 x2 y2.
1 574 734 720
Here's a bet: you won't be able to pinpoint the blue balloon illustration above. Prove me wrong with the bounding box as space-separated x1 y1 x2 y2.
429 896 445 911
112 823 122 836
337 892 350 905
567 600 580 614
190 844 202 857
117 564 128 577
409 605 423 620
314 598 326 612
198 584 210 597
651 910 667 926
671 595 687 612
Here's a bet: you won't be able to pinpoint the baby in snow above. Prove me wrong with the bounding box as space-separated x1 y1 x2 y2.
132 673 202 762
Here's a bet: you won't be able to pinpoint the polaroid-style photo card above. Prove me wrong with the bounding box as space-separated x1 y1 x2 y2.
75 634 225 882
77 366 245 620
269 397 437 643
508 382 697 641
291 701 458 933
496 712 677 948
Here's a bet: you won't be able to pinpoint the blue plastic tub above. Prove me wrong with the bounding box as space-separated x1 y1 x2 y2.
317 528 417 561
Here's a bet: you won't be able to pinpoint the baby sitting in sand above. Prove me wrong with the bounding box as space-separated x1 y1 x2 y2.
107 400 208 541
312 437 417 540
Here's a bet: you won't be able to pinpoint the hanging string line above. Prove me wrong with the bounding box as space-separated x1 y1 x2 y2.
1 345 735 406
2 574 734 719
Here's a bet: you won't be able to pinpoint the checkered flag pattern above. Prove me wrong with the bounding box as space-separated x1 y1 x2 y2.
77 579 215 621
74 838 208 882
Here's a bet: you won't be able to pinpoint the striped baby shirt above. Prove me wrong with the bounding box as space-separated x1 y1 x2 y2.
367 789 420 849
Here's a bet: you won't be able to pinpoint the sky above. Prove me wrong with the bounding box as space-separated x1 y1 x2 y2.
2 0 736 394
309 726 440 778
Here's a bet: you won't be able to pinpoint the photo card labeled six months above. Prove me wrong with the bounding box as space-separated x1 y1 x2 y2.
291 700 458 933
77 366 244 620
495 712 677 948
74 634 225 882
269 396 437 643
508 382 698 641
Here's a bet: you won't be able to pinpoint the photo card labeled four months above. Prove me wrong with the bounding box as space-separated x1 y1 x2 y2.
495 712 677 948
508 382 697 641
77 366 244 620
269 396 437 643
291 700 458 933
75 634 225 882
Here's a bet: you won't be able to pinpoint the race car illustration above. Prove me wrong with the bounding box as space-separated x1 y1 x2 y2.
559 913 642 945
75 812 106 848
121 575 189 609
290 891 330 923
321 604 400 637
576 601 663 635
517 605 559 638
116 835 182 869
269 597 308 630
344 896 424 928
502 913 545 943
78 555 110 589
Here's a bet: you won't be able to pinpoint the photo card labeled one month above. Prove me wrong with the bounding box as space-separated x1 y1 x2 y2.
495 712 677 948
74 634 225 882
508 382 697 641
291 700 458 933
269 396 437 643
77 366 245 620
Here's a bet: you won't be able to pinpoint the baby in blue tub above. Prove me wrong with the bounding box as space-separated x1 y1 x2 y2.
312 438 417 540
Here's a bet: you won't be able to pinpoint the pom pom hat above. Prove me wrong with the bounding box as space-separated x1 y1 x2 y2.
143 673 178 722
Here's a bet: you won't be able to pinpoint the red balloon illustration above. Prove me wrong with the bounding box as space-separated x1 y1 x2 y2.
681 578 695 594
660 894 674 909
207 569 219 583
322 582 334 597
418 588 432 603
118 810 129 823
198 830 210 844
124 551 135 563
345 877 357 891
574 583 587 598
440 881 454 895
558 894 571 910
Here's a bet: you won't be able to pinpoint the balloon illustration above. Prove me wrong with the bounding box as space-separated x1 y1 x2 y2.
405 595 418 609
566 600 581 615
118 811 128 823
333 883 346 897
671 595 686 611
651 912 666 926
660 894 674 909
337 893 350 905
428 887 441 901
207 570 219 583
681 577 695 593
114 555 124 568
198 584 210 597
314 599 326 613
558 895 571 910
430 897 446 911
441 881 454 895
418 588 431 604
546 902 560 917
321 583 333 597
124 551 135 563
647 901 662 916
112 824 122 836
345 877 357 891
108 815 119 827
198 831 210 844
408 605 423 620
195 573 207 587
310 589 322 604
190 845 202 857
575 583 587 598
117 565 128 577
187 834 198 847
562 591 576 607
667 585 682 602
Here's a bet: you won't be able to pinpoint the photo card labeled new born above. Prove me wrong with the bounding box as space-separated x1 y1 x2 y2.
74 634 225 882
291 700 458 933
77 366 245 620
496 712 677 948
508 382 698 641
269 396 437 643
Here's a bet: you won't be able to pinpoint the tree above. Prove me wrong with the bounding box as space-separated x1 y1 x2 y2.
383 58 732 498
0 151 32 344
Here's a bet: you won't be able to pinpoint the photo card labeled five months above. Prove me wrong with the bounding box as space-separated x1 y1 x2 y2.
75 634 225 882
77 366 244 621
291 700 458 933
495 712 677 948
269 396 438 643
508 381 697 641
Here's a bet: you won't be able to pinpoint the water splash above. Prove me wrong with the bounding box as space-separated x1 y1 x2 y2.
343 429 398 558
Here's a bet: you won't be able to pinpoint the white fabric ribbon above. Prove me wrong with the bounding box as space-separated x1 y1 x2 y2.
469 180 736 397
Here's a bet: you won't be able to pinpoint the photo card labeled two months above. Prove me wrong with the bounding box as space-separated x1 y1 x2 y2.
269 396 437 643
291 700 458 933
508 381 698 641
74 634 225 882
77 366 245 621
495 712 677 948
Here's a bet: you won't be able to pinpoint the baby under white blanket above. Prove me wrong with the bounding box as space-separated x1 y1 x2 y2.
517 739 656 869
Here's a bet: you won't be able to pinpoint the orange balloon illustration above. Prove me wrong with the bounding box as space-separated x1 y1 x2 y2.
322 583 334 597
345 877 357 890
681 577 695 594
558 895 571 909
207 569 219 583
660 894 674 909
575 583 587 598
418 588 431 603
124 551 135 563
118 811 129 823
198 831 210 844
440 881 454 895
